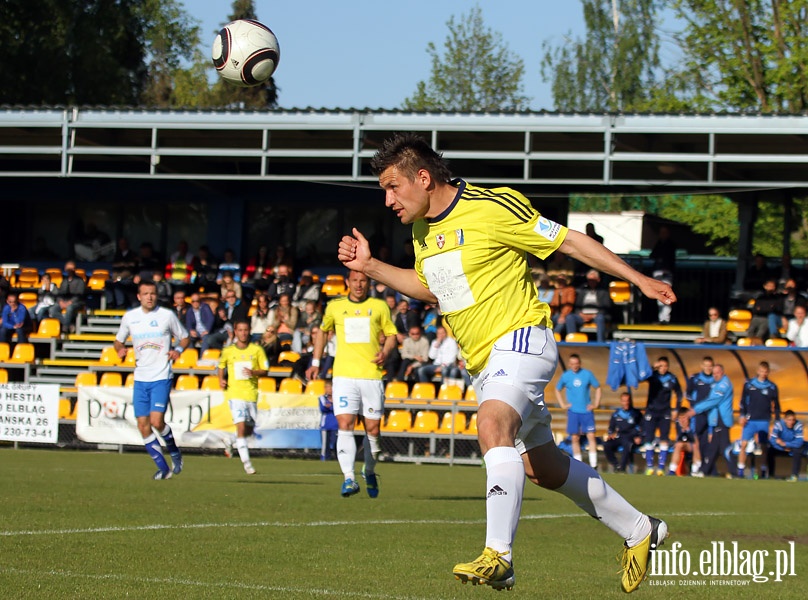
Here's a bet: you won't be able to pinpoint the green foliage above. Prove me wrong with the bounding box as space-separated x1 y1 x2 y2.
403 6 528 112
541 0 662 112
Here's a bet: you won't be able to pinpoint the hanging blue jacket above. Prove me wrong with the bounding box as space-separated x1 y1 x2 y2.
606 340 653 390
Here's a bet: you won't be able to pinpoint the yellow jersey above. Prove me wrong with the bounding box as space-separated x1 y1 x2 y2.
413 180 568 374
320 296 398 380
218 343 269 402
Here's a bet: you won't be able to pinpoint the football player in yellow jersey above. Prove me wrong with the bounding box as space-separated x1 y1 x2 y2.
218 320 269 475
306 270 398 498
337 133 677 593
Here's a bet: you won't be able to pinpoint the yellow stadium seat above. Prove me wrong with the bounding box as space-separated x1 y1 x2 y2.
58 398 74 420
438 384 463 401
258 377 277 393
439 411 467 434
29 318 61 339
764 338 789 347
354 417 365 432
97 345 122 366
278 350 301 364
321 275 347 297
412 410 440 433
45 268 63 287
737 337 763 347
200 348 221 362
382 409 412 432
565 332 589 343
385 381 410 400
0 343 9 362
727 309 752 333
554 332 562 342
18 292 38 309
9 343 35 363
201 375 221 391
0 368 7 383
75 371 98 387
305 379 326 396
15 268 39 288
279 377 303 394
464 386 477 403
174 348 199 369
123 348 136 367
411 382 436 400
87 269 110 291
99 372 123 388
175 374 199 391
124 373 135 388
465 412 478 436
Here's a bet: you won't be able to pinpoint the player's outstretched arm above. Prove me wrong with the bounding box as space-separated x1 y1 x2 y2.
558 230 677 306
339 228 437 304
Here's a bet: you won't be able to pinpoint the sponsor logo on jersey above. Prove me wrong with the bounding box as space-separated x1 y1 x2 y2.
455 229 464 246
534 216 562 241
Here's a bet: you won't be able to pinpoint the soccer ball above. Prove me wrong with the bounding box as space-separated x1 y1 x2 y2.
212 19 280 87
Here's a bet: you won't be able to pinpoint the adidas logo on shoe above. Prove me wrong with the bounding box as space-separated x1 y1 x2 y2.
486 485 507 499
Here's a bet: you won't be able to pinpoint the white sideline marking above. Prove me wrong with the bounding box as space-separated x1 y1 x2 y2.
0 511 733 537
0 567 426 599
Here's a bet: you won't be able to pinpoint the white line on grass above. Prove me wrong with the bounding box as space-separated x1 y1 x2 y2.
0 511 733 537
0 567 428 600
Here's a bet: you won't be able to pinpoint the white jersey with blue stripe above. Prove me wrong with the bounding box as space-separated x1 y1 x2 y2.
116 306 188 382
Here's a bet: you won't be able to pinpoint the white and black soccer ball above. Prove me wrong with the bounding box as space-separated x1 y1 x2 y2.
211 19 280 87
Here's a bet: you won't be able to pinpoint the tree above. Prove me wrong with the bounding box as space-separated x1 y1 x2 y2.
403 6 528 112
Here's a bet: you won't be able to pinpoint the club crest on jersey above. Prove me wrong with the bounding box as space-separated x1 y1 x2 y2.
149 320 158 327
455 229 464 246
436 233 446 249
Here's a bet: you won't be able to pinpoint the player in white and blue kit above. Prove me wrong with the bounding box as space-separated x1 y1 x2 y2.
114 280 189 479
555 354 601 468
737 361 780 478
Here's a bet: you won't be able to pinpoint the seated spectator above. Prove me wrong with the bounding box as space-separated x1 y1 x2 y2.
667 413 699 476
1 293 31 344
394 299 420 344
747 279 784 340
767 410 805 481
370 280 397 301
744 254 776 292
219 270 242 301
268 244 294 276
133 241 162 283
250 294 272 343
105 237 139 308
222 290 249 323
267 264 296 303
536 274 554 305
48 260 86 334
259 325 283 366
396 326 431 383
567 269 611 342
152 271 173 308
421 302 439 342
694 307 727 344
244 245 272 291
171 290 188 323
269 293 298 344
201 303 234 353
30 273 57 325
780 278 807 328
544 251 576 282
602 392 643 473
786 305 808 347
292 300 322 353
192 245 219 293
291 270 321 311
549 274 576 338
185 293 214 348
777 252 806 290
417 326 460 384
217 248 242 283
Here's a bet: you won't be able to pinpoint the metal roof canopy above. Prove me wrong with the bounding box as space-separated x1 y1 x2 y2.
2 109 808 193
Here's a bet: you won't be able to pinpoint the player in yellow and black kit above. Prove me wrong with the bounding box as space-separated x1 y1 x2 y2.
337 133 677 593
218 320 268 475
306 270 398 498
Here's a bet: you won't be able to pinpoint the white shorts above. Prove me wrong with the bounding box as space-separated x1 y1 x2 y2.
332 377 384 421
472 325 558 454
229 399 257 425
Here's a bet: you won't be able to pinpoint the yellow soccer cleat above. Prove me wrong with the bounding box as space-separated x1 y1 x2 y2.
620 516 669 593
453 547 515 591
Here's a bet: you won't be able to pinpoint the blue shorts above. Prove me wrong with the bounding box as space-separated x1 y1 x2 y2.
133 379 173 418
567 410 595 435
741 419 770 442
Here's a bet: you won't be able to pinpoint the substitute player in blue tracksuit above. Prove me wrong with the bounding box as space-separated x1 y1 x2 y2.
767 410 805 481
684 356 715 476
642 356 682 475
737 361 780 478
685 363 734 477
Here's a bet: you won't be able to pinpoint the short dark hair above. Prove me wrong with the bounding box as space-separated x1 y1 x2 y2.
370 132 453 183
784 409 796 418
138 279 156 292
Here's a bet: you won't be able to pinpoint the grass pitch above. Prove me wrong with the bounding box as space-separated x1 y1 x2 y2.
0 448 806 599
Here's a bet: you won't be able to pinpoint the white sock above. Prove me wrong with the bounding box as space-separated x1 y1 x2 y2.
557 457 650 546
588 450 598 469
364 434 379 474
484 447 525 564
235 437 250 464
573 453 582 462
336 430 356 481
692 460 702 473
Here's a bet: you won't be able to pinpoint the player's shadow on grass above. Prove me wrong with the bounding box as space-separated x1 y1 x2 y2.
426 496 544 502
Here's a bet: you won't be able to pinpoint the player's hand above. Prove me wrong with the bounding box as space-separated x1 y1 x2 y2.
116 347 128 359
305 365 319 381
338 228 372 272
168 349 180 361
637 275 677 305
219 379 227 390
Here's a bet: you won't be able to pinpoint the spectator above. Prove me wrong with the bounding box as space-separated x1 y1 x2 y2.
268 244 294 276
217 248 242 283
249 294 272 343
417 326 460 384
106 237 139 308
394 299 420 344
192 245 219 293
685 363 734 477
737 361 780 479
319 379 338 460
396 325 431 383
0 292 31 344
166 240 195 292
171 290 188 324
641 356 683 476
243 244 272 290
0 274 9 308
29 272 57 325
549 275 576 338
185 293 215 348
291 300 321 353
219 270 242 301
694 307 727 344
536 275 554 305
421 302 439 342
222 290 249 324
567 269 611 342
269 293 298 344
134 242 162 282
744 254 776 292
666 413 697 476
258 325 283 366
291 269 321 311
555 353 601 469
650 225 676 323
544 251 576 282
767 410 805 482
780 278 807 328
152 271 173 308
48 260 86 333
786 304 808 347
585 222 604 244
747 279 784 340
395 239 415 269
777 252 806 290
603 392 643 473
267 264 296 303
201 303 234 354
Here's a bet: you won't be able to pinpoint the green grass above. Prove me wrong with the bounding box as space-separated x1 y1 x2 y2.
0 448 806 599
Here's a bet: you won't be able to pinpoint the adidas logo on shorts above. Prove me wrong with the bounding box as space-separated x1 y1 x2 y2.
492 369 507 378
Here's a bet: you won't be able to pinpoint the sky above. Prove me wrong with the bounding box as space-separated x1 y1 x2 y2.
182 0 588 110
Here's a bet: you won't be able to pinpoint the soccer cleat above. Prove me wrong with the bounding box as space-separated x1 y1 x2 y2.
645 468 655 476
223 438 233 458
453 547 515 590
244 462 256 475
691 471 705 478
620 516 668 593
170 452 183 475
362 465 379 498
786 475 798 483
655 469 664 476
341 479 360 497
153 469 173 480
